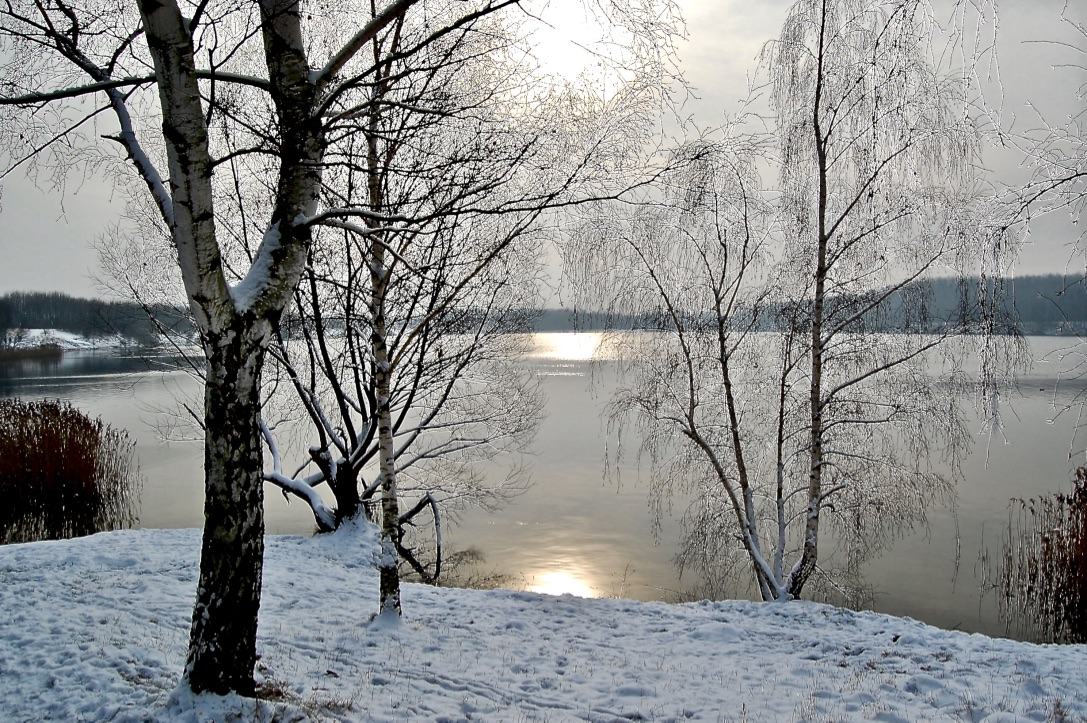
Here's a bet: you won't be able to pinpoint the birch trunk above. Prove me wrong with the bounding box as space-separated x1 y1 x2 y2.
138 0 325 693
374 300 402 616
370 170 402 616
790 0 830 599
136 0 266 693
185 324 268 695
366 59 403 615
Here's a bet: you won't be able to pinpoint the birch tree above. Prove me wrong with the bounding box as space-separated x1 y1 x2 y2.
88 0 679 617
0 0 535 696
1 0 683 690
255 2 676 615
565 0 1016 602
262 2 548 619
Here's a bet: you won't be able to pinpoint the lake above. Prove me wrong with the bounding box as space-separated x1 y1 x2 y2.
1 334 1082 640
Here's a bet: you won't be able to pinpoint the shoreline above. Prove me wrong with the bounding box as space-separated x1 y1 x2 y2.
0 344 63 361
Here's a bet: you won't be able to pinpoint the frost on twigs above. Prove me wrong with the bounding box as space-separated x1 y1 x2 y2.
562 0 1020 603
256 0 679 619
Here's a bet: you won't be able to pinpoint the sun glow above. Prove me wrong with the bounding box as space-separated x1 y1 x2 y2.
529 20 601 81
528 570 598 598
533 332 602 361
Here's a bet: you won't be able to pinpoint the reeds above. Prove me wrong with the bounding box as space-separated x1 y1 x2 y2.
991 467 1087 643
0 399 141 543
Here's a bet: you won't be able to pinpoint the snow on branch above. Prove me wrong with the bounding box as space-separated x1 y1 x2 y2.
229 224 281 314
297 208 411 227
260 420 336 531
0 76 156 105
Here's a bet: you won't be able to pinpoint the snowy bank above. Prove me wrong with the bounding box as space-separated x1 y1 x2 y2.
6 328 133 351
0 525 1084 722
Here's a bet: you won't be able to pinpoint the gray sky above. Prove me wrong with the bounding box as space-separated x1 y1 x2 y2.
0 0 1082 298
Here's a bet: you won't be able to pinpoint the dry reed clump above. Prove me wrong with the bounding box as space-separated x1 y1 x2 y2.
994 467 1087 644
0 398 141 544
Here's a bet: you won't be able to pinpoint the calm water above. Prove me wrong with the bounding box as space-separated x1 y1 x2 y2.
2 335 1082 639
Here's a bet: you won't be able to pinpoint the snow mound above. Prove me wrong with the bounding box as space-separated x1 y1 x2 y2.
0 527 1084 721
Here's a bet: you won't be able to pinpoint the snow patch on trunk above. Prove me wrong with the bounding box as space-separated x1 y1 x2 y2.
229 224 282 314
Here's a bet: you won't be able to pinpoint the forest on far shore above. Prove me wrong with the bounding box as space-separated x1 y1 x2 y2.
1 273 1084 346
536 274 1087 334
0 291 192 346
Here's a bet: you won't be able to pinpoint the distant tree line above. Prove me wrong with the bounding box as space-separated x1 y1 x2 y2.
872 275 1086 335
540 274 1086 335
971 275 1086 333
2 278 1079 345
0 291 193 346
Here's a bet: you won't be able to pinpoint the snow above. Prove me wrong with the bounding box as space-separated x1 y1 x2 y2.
8 328 131 350
230 224 282 314
1 524 1084 722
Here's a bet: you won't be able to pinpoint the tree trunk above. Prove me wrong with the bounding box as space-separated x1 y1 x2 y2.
790 0 831 600
373 289 402 615
137 0 269 693
184 323 268 695
365 55 402 615
332 463 362 524
377 418 402 614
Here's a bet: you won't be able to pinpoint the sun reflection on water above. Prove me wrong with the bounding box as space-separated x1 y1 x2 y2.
533 332 602 361
527 570 598 598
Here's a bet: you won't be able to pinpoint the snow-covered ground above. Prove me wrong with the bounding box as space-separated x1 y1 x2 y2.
6 328 131 350
1 524 1084 722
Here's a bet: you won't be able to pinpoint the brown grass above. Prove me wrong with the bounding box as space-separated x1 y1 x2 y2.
0 398 141 544
991 467 1087 643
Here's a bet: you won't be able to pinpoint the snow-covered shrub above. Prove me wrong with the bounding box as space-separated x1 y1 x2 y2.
0 399 140 543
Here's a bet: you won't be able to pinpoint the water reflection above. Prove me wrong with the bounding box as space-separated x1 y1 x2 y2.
454 335 1087 639
0 337 1083 639
0 355 62 383
527 570 598 598
530 332 602 362
0 349 321 535
0 349 189 397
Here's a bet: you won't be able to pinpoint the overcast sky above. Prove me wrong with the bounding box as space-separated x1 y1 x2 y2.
0 0 1082 298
